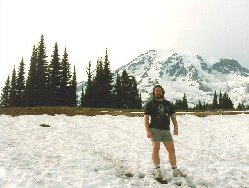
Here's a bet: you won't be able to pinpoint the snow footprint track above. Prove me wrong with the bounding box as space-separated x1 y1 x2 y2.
92 150 155 186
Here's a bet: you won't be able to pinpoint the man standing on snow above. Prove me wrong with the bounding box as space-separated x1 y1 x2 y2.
144 85 186 180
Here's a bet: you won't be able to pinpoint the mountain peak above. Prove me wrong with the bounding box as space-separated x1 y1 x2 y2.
115 49 249 107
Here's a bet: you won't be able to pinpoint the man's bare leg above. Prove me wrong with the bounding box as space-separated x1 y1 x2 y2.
152 141 161 166
163 141 186 177
152 141 163 179
163 141 176 166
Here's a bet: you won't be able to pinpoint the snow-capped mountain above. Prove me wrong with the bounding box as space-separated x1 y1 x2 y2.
114 49 249 107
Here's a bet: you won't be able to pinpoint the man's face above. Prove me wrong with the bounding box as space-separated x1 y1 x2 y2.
154 87 163 99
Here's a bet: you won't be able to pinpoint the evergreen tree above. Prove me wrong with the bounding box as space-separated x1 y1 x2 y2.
237 103 242 109
16 58 26 106
117 70 141 109
113 72 123 108
182 93 188 110
194 100 203 110
93 57 104 107
70 66 77 106
9 66 18 107
84 61 95 107
36 34 49 106
80 85 85 107
61 47 72 106
49 42 62 105
237 102 245 109
0 76 11 107
222 92 233 109
174 99 182 110
25 45 38 106
203 102 207 110
217 91 234 109
139 92 142 108
212 90 218 109
128 76 142 109
120 70 130 108
174 94 188 110
223 92 228 109
206 103 212 110
218 91 223 109
88 49 114 108
102 48 113 107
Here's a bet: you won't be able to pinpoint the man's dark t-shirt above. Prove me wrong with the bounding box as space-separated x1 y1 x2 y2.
144 99 175 130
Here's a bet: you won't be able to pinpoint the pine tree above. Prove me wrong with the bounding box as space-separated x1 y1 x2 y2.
70 66 77 106
102 48 113 107
113 72 123 108
174 94 188 110
84 61 95 107
116 70 142 109
182 93 188 110
16 58 26 106
212 90 218 109
80 85 85 107
120 70 130 108
218 91 223 109
237 102 245 109
197 100 203 110
88 49 114 108
9 66 18 107
217 91 234 109
228 97 233 109
61 47 72 106
93 57 104 107
128 76 142 109
36 34 49 106
25 45 38 106
203 102 207 110
0 76 11 107
174 99 182 110
49 42 62 106
222 92 233 109
139 92 142 108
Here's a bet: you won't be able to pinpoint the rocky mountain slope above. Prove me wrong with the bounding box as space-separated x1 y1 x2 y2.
114 49 249 107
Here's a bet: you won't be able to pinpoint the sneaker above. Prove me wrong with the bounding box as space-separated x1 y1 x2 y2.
173 169 187 177
154 168 163 179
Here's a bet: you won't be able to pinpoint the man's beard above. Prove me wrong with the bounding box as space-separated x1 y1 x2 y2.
155 94 163 100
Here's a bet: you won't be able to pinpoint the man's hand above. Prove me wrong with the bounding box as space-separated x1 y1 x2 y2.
173 127 178 135
147 130 153 138
144 115 153 138
171 113 178 135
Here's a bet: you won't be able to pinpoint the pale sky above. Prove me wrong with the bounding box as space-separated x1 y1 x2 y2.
1 0 249 88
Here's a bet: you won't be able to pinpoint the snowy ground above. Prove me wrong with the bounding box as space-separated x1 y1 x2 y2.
0 114 248 188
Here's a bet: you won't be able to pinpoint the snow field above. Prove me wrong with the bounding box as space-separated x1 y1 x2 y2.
0 114 248 187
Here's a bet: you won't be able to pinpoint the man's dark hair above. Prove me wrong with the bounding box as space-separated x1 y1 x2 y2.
152 85 165 97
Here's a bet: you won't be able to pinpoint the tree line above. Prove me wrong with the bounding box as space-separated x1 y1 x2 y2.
1 34 248 110
173 91 249 110
0 35 77 107
0 35 142 109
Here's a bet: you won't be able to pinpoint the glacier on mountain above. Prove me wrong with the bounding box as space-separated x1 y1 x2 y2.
115 49 249 107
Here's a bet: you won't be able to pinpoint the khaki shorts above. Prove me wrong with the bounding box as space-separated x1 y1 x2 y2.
150 128 173 142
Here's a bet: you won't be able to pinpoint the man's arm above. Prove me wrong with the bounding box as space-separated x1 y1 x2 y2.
170 113 178 135
144 114 153 138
